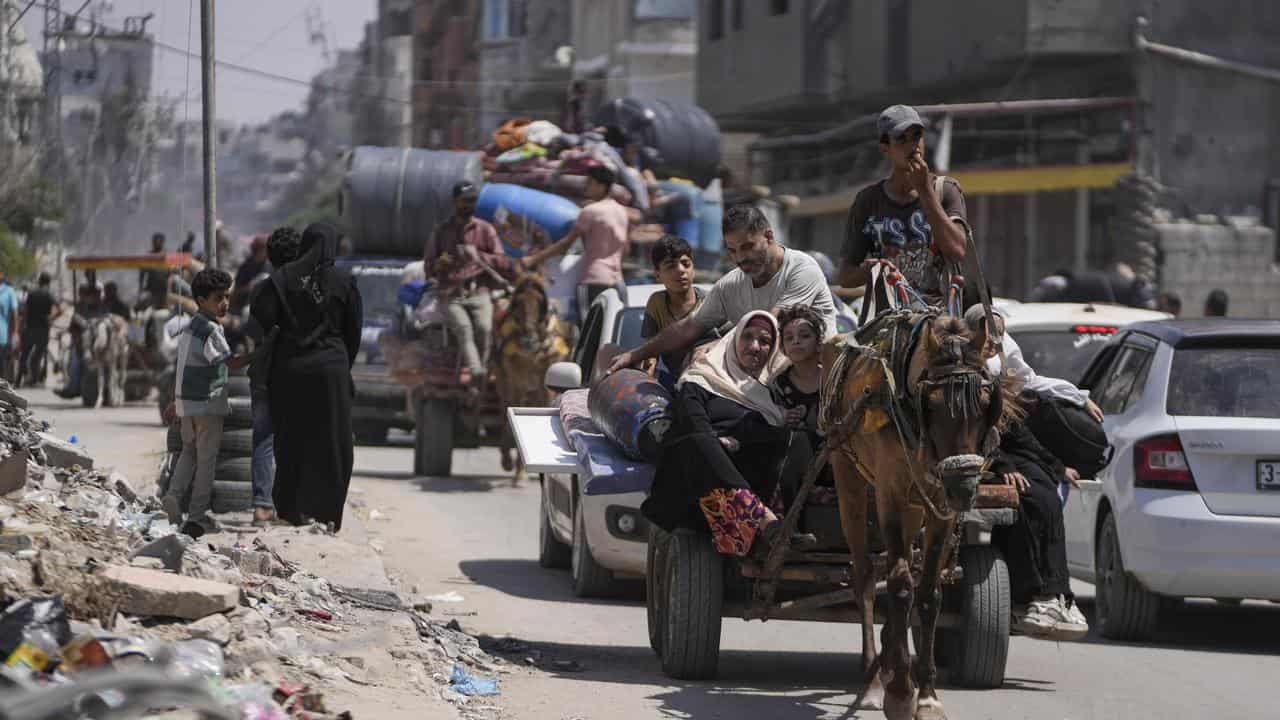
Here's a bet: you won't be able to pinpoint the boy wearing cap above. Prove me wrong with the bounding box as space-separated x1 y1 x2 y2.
423 181 515 386
836 105 970 306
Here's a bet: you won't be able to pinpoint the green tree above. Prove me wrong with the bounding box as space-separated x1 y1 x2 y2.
0 224 38 279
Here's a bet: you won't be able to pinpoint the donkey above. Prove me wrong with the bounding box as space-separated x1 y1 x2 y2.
821 310 1015 720
493 274 572 484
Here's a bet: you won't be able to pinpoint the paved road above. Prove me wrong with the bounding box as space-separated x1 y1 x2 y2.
354 441 1279 720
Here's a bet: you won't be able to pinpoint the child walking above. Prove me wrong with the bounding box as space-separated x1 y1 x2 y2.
163 268 244 537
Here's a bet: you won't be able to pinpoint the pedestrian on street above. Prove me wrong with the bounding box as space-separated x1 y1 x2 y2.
233 235 272 314
607 204 837 375
140 232 171 309
18 273 57 387
102 282 132 320
1157 291 1182 317
163 268 245 537
1205 288 1229 317
0 270 19 383
561 79 587 134
422 182 513 388
835 105 970 308
252 222 362 531
522 165 631 315
243 226 301 526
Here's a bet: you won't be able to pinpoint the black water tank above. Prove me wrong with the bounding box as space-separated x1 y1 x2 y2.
340 146 483 257
593 98 721 187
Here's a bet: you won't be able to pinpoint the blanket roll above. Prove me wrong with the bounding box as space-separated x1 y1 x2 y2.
588 369 673 462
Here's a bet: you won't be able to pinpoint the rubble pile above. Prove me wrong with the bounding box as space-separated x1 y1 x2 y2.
0 381 506 718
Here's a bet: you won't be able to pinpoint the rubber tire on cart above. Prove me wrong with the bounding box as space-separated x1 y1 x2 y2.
1095 512 1159 641
211 480 253 513
80 368 99 408
646 525 669 657
218 429 255 459
945 545 1011 689
214 457 252 484
414 397 454 477
538 480 571 569
660 529 723 681
571 499 614 597
354 423 388 446
226 398 253 430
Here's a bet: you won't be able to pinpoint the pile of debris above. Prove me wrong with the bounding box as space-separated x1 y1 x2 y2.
0 381 506 718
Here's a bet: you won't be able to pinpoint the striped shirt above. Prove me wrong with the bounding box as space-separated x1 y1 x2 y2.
170 311 232 417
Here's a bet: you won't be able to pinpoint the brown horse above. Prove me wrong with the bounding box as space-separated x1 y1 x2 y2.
821 310 1015 720
494 274 572 484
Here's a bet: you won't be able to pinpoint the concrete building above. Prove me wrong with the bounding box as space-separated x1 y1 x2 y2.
357 0 415 147
0 0 45 146
697 0 1280 303
571 0 697 112
412 0 483 149
477 0 572 135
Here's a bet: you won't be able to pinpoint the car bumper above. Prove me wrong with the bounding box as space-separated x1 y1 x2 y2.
1125 490 1280 599
581 490 648 577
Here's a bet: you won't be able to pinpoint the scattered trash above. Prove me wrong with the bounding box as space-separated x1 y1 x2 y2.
296 608 334 622
449 663 499 696
368 509 386 521
330 585 402 612
424 591 465 604
0 596 73 671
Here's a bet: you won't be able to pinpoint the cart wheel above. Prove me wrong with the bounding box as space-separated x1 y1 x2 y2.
646 525 668 657
571 499 614 597
80 368 99 408
660 529 723 680
538 479 570 569
414 397 454 477
947 545 1010 688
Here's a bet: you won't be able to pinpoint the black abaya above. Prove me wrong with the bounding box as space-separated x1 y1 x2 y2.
251 223 362 530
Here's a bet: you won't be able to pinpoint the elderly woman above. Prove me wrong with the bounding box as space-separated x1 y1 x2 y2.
642 310 812 557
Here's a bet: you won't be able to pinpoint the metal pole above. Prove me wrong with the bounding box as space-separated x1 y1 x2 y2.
200 0 216 266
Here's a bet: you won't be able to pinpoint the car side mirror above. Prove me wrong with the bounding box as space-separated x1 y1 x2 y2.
544 362 582 392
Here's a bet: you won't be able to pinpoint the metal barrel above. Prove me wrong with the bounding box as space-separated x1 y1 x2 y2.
593 98 722 187
340 146 484 257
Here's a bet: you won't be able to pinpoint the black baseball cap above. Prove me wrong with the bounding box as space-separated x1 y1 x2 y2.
877 105 925 139
452 181 478 199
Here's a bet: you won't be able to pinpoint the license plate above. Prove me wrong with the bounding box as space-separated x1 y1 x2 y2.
1258 460 1280 490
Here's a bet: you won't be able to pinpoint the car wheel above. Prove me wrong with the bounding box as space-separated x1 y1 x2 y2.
1095 512 1160 641
570 499 613 597
538 480 570 569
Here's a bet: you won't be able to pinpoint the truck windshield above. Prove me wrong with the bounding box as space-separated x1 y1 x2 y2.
349 268 403 321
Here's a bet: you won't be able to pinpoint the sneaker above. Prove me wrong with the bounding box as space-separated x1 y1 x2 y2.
161 495 182 526
1015 596 1088 641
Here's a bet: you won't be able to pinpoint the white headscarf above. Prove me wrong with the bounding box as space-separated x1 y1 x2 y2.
679 310 789 426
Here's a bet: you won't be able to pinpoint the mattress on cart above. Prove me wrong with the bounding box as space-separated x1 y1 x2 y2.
570 429 655 497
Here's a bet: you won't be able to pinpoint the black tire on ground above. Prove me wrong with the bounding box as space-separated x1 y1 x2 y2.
354 423 388 446
538 480 571 569
125 370 151 402
166 423 183 453
226 375 251 398
660 529 723 681
571 499 614 597
211 480 253 513
947 545 1011 689
81 369 99 408
646 525 669 657
215 456 252 484
226 397 253 430
218 429 255 459
414 397 454 477
1096 512 1160 641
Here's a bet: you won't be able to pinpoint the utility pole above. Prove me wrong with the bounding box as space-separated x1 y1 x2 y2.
200 0 216 266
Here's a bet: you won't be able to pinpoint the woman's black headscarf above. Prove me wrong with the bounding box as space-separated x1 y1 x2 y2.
285 221 340 305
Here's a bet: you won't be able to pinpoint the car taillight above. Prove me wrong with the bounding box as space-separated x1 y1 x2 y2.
1134 435 1198 491
1073 325 1118 334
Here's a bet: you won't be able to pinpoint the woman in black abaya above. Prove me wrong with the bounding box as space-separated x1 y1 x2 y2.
251 222 362 530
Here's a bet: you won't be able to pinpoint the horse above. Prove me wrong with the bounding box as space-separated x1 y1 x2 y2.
820 308 1017 720
493 274 572 485
86 314 130 407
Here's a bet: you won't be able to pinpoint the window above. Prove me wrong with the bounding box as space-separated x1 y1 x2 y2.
613 308 648 351
731 0 743 30
1167 348 1280 418
1013 330 1115 386
636 0 696 20
707 0 724 40
1093 346 1152 416
482 0 526 40
574 305 605 380
770 0 788 15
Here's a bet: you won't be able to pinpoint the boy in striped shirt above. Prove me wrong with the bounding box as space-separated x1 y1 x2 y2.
163 268 246 536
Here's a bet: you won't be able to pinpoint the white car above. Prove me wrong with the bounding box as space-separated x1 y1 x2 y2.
1001 302 1171 384
509 284 707 597
1064 319 1280 640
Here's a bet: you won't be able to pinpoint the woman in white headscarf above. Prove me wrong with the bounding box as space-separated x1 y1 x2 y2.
641 310 805 557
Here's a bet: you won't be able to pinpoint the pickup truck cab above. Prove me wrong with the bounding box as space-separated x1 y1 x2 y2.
337 256 417 444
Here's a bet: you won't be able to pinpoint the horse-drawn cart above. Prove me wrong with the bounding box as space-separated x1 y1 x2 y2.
647 481 1019 687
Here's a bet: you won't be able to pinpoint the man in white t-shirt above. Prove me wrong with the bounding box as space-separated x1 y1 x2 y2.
607 204 837 375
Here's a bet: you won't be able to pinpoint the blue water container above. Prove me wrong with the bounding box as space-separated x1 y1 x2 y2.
476 183 581 241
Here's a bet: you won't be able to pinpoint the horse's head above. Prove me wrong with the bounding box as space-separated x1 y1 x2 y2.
908 314 1009 513
510 274 549 328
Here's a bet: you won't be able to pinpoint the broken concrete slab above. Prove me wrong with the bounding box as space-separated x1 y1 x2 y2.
0 451 28 495
110 472 137 503
100 565 239 620
130 534 190 573
37 433 93 470
186 613 233 646
0 384 28 410
0 535 34 553
130 557 166 570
